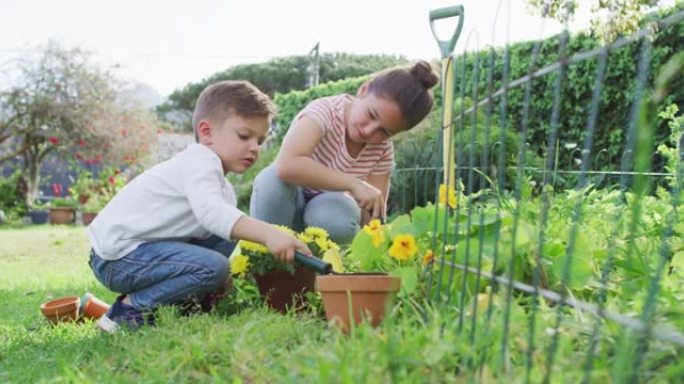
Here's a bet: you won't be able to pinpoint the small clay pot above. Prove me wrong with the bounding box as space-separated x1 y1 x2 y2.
40 296 80 324
316 274 401 333
79 293 110 320
81 212 98 226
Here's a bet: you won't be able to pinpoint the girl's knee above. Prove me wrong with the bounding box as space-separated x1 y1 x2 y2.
304 193 361 244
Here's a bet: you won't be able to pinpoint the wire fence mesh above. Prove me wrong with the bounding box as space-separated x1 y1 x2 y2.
390 3 684 382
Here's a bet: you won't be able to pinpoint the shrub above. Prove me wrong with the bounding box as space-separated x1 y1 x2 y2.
0 171 27 219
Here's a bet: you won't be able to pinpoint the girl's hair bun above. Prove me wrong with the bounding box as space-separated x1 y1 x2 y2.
410 60 439 89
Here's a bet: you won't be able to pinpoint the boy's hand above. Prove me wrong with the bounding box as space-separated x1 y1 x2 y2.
350 179 383 219
265 228 312 264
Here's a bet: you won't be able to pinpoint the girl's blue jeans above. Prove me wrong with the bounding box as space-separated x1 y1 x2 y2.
89 235 235 310
250 164 361 244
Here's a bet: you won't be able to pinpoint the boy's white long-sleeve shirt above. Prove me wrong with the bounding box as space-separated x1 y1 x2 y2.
87 143 244 260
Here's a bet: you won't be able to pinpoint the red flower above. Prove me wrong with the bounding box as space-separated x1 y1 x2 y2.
48 137 59 145
77 139 86 146
52 183 63 196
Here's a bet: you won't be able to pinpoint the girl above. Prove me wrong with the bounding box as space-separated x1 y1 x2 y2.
250 61 438 244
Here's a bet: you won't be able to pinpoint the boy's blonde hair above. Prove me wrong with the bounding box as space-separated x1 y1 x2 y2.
192 80 276 142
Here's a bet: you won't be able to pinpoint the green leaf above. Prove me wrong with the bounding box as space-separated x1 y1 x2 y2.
388 214 415 238
391 266 418 296
411 204 436 235
349 230 387 271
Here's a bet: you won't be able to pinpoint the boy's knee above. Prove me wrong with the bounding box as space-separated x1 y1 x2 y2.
204 254 230 290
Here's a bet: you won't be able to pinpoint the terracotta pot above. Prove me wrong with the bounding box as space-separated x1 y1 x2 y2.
82 212 98 225
40 296 80 324
253 267 316 313
78 194 90 204
49 207 74 225
79 292 110 320
316 274 401 333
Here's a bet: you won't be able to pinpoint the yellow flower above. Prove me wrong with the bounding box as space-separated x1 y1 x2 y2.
315 237 330 252
305 226 329 241
363 219 383 235
422 250 434 266
238 240 268 254
363 219 385 247
298 233 314 243
322 248 344 273
439 184 457 209
274 224 296 236
388 234 418 261
326 240 341 252
230 254 250 277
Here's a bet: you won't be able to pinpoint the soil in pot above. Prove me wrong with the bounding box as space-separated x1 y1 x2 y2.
253 267 316 313
40 296 81 324
316 273 401 333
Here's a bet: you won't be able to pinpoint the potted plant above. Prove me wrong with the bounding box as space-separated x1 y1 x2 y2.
81 193 105 225
69 170 98 204
27 200 49 225
48 197 77 225
231 225 342 313
316 218 419 333
316 183 473 333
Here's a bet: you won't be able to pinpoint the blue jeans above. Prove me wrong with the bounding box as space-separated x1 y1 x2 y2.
89 235 235 311
250 164 361 244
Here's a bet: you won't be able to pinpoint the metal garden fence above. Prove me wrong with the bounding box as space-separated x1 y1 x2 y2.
390 3 684 382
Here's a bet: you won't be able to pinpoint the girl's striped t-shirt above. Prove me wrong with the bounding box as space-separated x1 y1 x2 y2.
292 94 394 196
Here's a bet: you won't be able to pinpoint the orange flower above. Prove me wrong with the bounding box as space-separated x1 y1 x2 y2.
422 250 434 265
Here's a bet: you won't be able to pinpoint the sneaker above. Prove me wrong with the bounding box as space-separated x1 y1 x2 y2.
97 295 155 334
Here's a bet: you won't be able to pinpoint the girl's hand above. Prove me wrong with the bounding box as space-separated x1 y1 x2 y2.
264 229 311 263
350 179 383 219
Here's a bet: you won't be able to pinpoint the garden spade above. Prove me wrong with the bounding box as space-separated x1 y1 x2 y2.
429 5 464 192
295 250 333 274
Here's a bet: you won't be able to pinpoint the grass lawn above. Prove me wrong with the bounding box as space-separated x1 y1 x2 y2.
2 225 682 383
0 225 466 383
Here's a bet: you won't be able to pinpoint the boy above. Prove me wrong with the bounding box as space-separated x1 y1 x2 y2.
88 80 311 333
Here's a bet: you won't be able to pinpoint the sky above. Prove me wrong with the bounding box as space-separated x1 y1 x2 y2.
0 0 656 98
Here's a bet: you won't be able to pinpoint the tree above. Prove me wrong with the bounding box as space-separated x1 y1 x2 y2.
526 0 661 43
0 42 159 206
156 53 408 131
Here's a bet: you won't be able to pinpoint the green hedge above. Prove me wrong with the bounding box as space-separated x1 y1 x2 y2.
445 3 684 175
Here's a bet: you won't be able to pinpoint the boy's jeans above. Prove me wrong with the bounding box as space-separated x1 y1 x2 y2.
89 235 235 310
250 164 361 244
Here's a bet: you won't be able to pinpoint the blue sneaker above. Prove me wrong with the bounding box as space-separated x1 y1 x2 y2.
97 295 155 334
